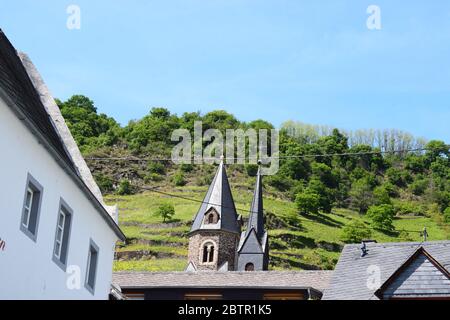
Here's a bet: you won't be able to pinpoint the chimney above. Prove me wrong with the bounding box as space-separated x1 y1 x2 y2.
360 240 376 257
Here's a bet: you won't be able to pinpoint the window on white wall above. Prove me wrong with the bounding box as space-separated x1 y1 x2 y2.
20 173 43 241
52 199 73 271
85 239 99 294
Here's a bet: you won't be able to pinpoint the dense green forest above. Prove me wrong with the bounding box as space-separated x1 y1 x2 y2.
57 94 450 250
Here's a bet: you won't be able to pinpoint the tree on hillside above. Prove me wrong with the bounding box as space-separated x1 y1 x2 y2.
349 178 374 214
425 140 449 165
203 110 240 132
366 204 396 232
295 191 320 215
444 207 450 224
57 95 121 152
373 185 392 205
307 179 333 213
155 203 175 223
340 220 372 243
124 107 180 151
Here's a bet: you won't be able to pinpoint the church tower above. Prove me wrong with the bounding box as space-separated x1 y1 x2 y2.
237 164 269 271
187 159 241 271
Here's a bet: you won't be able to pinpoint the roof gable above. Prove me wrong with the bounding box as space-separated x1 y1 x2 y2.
190 160 239 234
238 228 263 254
322 241 450 300
375 247 450 299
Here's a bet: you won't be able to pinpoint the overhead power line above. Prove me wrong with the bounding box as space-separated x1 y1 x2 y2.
86 146 449 162
137 185 425 235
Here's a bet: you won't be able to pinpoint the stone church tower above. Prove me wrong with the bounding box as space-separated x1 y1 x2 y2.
186 160 269 272
187 159 241 271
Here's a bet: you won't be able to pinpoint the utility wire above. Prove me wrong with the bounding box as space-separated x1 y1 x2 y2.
136 185 425 234
85 146 449 162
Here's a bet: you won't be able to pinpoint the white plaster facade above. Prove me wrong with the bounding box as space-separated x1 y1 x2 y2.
0 95 122 299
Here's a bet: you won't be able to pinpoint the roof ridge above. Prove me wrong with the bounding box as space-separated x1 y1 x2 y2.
345 240 450 248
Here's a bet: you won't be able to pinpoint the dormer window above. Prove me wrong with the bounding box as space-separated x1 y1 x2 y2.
204 208 219 225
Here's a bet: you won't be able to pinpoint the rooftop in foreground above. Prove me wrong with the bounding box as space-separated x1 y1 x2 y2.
113 270 333 292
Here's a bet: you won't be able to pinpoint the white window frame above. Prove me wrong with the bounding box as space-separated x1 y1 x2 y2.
85 239 99 294
52 198 73 271
22 187 34 229
54 209 66 260
20 173 43 242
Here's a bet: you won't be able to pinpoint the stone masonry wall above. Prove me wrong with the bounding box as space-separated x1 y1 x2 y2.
188 231 239 271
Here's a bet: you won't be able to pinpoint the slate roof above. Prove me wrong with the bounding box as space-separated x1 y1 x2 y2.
247 165 265 239
322 241 450 300
0 30 124 240
113 271 333 292
0 30 74 170
238 228 263 254
190 160 240 234
375 247 450 299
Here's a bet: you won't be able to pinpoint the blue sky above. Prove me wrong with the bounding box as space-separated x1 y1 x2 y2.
1 0 450 141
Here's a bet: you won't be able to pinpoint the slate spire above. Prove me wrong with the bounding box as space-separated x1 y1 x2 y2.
236 162 269 271
189 158 240 234
246 163 265 239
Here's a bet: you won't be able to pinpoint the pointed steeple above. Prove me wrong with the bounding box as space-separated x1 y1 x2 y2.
236 162 269 271
246 163 265 239
190 158 240 234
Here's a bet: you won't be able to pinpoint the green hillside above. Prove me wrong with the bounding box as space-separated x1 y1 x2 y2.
109 185 449 272
55 94 450 271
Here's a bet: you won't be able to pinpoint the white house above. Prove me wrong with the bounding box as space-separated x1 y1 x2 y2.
0 30 125 299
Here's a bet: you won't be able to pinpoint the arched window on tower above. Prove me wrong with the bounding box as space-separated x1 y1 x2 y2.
245 263 255 271
202 242 215 263
209 246 214 262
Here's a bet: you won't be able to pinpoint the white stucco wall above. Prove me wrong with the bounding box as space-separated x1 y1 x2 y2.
0 97 118 300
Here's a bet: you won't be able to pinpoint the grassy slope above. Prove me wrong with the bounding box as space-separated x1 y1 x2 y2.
108 184 450 272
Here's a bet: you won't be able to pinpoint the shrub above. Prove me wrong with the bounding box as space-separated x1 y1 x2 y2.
266 174 293 192
340 220 372 243
116 179 134 195
409 178 429 196
373 186 392 205
147 161 166 175
395 202 424 216
366 204 396 232
154 203 175 222
245 164 259 177
172 171 186 186
444 207 450 224
195 175 211 186
295 191 320 215
386 167 411 187
94 173 114 193
144 173 164 183
398 230 414 242
180 163 194 173
381 182 399 198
